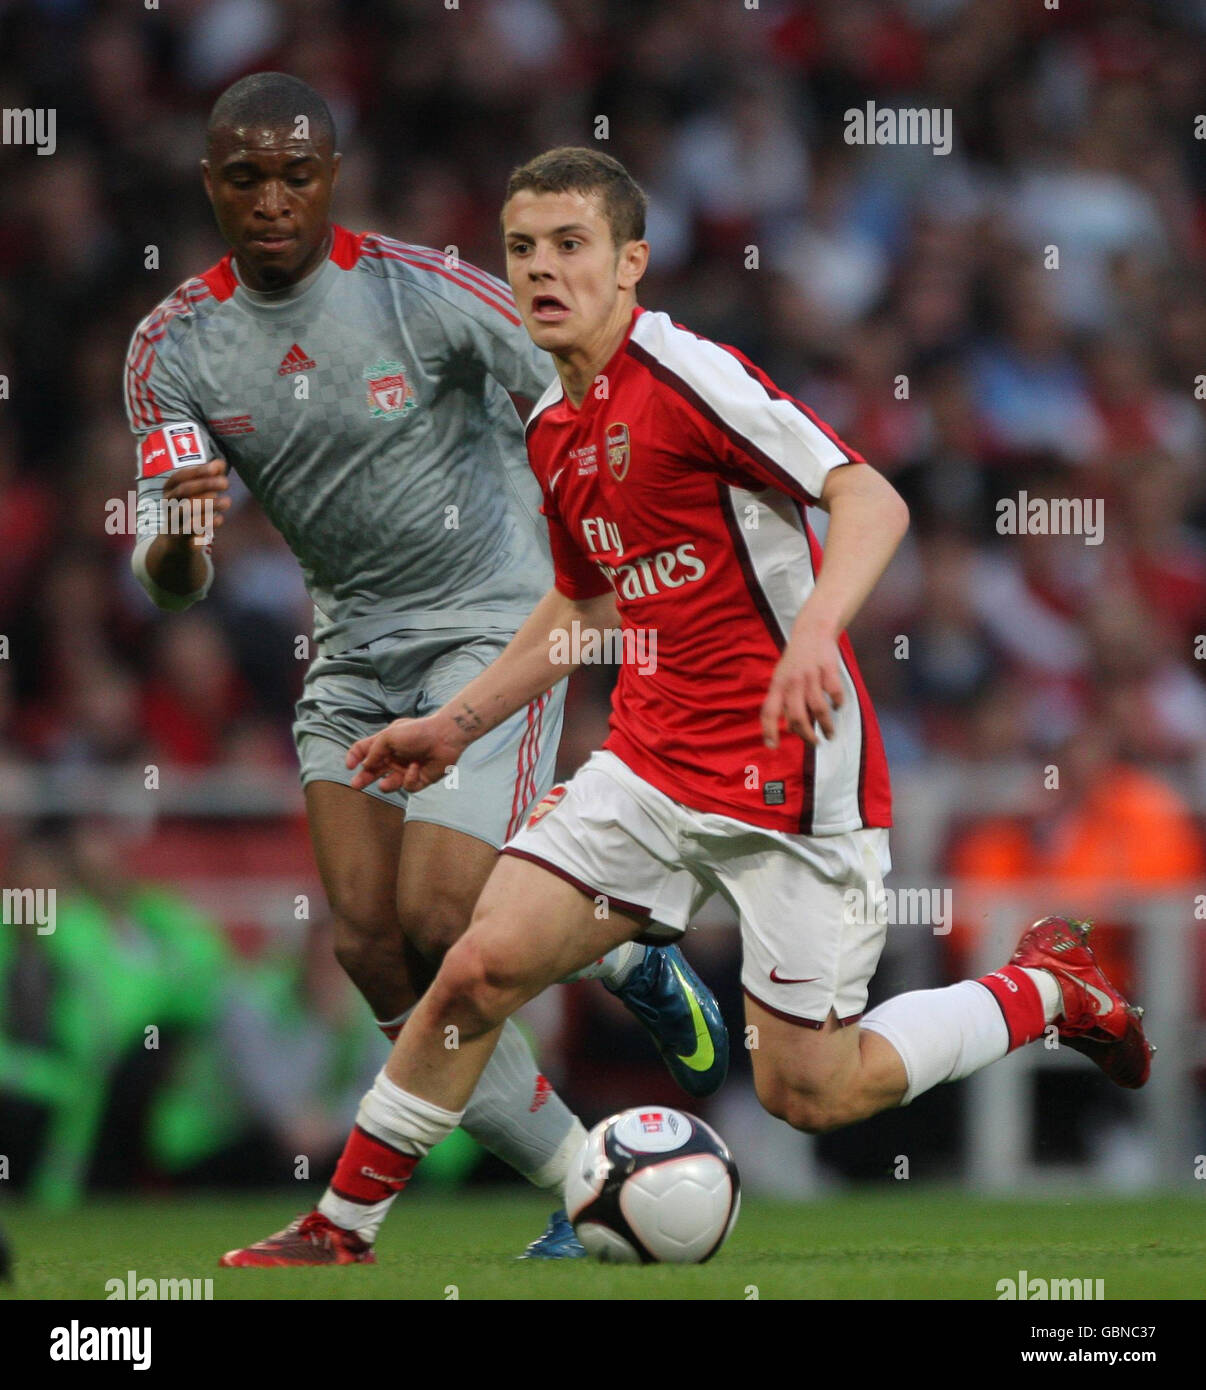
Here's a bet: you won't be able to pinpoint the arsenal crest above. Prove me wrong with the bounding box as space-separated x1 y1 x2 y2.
364 359 417 417
527 785 567 828
605 421 630 481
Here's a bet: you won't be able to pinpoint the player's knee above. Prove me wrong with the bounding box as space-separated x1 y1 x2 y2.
433 932 527 1035
772 1092 845 1134
329 898 403 977
782 1095 847 1135
396 890 472 964
754 1073 845 1135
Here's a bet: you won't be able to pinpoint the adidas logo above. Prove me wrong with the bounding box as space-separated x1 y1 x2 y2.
278 343 316 375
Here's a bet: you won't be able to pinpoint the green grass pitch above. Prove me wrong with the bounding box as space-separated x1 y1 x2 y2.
3 1190 1203 1301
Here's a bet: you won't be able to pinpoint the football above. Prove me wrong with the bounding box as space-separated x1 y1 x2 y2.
565 1107 741 1263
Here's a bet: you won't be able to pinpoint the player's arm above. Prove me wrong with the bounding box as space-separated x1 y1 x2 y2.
124 327 230 611
138 459 232 606
348 585 617 794
761 462 908 749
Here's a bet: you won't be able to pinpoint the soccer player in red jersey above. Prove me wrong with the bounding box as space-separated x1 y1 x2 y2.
223 148 1151 1265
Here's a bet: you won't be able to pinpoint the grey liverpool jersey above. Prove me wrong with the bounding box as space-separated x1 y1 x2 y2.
124 225 558 653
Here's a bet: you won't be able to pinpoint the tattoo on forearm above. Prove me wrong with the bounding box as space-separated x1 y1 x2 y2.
452 702 484 736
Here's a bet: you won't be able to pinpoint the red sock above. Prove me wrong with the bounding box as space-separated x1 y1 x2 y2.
329 1124 418 1205
977 964 1046 1050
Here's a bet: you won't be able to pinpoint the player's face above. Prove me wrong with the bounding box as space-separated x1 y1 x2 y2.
503 190 647 355
202 125 340 291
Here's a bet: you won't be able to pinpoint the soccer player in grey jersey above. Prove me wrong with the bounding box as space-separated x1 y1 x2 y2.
125 73 727 1262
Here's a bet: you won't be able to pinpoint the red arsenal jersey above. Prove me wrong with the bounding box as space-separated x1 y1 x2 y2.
527 306 891 835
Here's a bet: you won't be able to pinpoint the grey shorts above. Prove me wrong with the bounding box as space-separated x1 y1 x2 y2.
294 630 565 848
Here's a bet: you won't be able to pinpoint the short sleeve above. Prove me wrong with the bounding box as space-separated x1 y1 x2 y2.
124 321 217 456
124 322 220 541
650 330 864 505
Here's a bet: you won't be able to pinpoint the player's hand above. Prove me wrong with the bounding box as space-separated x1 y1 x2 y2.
761 622 845 748
347 715 465 794
161 457 231 544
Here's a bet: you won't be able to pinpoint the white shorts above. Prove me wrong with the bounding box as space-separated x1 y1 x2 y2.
502 749 892 1028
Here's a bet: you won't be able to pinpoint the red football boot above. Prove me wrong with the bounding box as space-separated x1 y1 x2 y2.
219 1211 375 1268
1010 915 1154 1089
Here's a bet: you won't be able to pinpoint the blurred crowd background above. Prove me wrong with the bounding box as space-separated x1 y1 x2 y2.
1 0 1204 1204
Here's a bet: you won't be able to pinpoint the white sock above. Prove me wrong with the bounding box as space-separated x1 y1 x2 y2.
461 1018 585 1191
372 1007 582 1193
528 1118 589 1195
319 1070 463 1240
861 980 1011 1105
1022 967 1063 1022
562 941 646 987
358 1069 461 1154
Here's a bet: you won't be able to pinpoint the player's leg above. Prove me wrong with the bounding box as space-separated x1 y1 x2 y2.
231 789 594 1262
394 817 497 967
392 818 593 1216
392 852 647 1109
221 854 645 1266
304 778 415 1021
295 645 424 1025
396 813 638 994
220 751 713 1265
745 997 906 1131
392 722 721 1256
295 646 588 1256
750 930 1150 1133
735 826 1029 1130
502 761 729 1100
736 834 1151 1133
858 914 1153 1102
313 853 644 1246
719 824 906 1131
384 687 614 1258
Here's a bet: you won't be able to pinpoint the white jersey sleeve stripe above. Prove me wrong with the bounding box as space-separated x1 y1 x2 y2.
629 311 858 502
524 377 566 439
720 482 865 833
